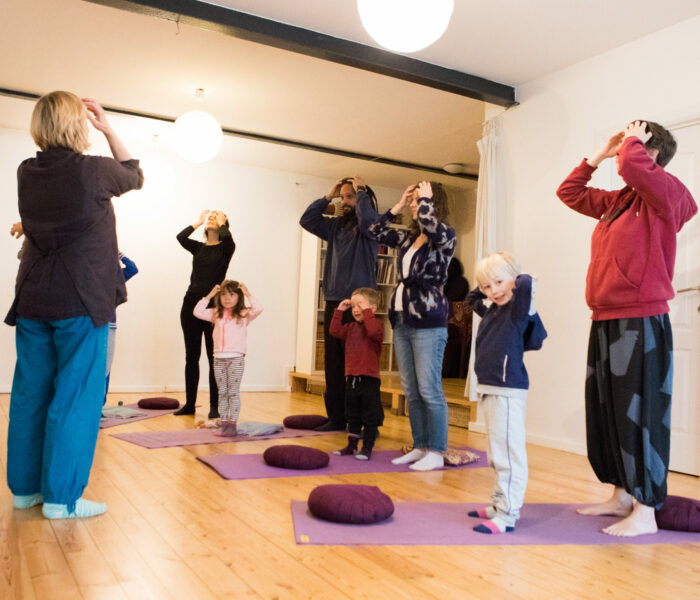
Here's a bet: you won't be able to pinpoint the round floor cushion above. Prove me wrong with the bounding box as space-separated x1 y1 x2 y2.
263 445 330 470
283 414 329 430
137 397 180 410
655 495 700 532
308 484 395 524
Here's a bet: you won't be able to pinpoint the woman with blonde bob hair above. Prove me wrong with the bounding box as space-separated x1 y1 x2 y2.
5 91 143 519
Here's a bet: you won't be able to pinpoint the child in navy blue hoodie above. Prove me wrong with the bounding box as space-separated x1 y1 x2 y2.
466 252 546 534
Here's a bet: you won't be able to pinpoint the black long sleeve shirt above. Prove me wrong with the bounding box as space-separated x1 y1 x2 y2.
177 225 236 300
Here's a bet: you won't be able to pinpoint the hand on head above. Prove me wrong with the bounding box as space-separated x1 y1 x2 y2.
416 181 433 200
82 98 111 134
207 284 221 299
326 178 346 201
624 121 652 144
338 298 352 311
238 282 249 296
214 210 228 227
349 176 366 190
196 209 210 227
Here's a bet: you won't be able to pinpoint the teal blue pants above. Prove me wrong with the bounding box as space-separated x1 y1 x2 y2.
7 317 108 511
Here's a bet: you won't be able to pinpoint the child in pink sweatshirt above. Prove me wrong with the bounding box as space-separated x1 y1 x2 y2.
194 280 263 436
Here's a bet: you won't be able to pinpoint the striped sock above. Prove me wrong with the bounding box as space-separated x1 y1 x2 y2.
473 517 514 534
468 506 496 519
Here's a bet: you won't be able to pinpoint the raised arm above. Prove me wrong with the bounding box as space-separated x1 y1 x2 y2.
360 310 384 342
556 132 624 219
177 210 208 254
119 252 139 282
466 286 488 318
329 300 351 340
510 274 534 323
414 182 455 250
239 283 263 322
193 286 219 322
617 123 697 226
366 185 412 247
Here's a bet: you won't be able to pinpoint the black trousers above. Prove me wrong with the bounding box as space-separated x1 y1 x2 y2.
585 315 673 508
323 301 348 427
345 376 384 439
180 295 218 412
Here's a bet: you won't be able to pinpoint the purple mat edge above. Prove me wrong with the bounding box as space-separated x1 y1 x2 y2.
290 500 700 547
109 426 332 448
99 402 181 429
196 447 488 480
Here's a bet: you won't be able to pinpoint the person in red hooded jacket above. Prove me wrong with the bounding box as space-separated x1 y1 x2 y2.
557 120 697 537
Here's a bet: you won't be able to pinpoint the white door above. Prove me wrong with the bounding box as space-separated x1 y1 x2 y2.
666 122 700 476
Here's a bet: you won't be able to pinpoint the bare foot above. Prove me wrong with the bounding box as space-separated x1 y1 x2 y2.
577 487 633 516
603 503 657 537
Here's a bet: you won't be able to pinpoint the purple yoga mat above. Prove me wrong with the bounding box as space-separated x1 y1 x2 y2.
111 427 332 449
198 448 487 480
291 501 700 546
99 402 181 429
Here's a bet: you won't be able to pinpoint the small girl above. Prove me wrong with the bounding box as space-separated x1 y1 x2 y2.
193 280 262 436
466 252 546 534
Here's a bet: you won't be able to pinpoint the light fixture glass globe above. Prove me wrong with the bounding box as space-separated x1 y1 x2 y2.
357 0 454 53
173 109 223 164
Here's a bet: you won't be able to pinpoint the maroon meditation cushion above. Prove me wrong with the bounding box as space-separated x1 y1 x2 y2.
655 495 700 532
263 445 330 470
307 484 394 524
283 414 329 430
137 397 180 410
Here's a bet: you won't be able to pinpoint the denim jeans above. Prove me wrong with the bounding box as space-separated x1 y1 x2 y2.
393 322 448 452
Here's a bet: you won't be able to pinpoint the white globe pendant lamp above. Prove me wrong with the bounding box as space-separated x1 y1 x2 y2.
173 109 223 164
357 0 454 53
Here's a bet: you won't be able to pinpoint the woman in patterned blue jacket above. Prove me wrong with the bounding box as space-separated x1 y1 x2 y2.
364 181 456 471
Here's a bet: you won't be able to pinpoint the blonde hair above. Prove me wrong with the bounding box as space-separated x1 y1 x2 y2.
474 252 521 291
30 91 90 153
352 287 381 306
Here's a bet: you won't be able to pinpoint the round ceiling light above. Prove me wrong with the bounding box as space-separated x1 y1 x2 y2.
173 109 223 164
357 0 454 53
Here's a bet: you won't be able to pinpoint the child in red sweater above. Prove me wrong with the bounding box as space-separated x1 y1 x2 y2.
329 287 384 459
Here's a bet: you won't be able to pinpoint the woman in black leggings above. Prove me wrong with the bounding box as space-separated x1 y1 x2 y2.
175 210 235 418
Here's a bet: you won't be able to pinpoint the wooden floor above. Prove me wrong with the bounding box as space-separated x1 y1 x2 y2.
1 390 698 600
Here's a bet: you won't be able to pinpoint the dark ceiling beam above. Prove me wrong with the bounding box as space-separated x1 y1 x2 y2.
84 0 516 107
0 87 478 180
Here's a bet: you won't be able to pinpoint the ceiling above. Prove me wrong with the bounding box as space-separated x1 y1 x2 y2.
2 0 699 190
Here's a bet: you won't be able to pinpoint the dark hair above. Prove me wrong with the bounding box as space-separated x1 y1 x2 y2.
336 178 379 230
214 279 247 320
636 120 677 168
410 181 449 237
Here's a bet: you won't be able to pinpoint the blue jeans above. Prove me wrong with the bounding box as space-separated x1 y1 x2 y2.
7 317 108 511
393 323 448 452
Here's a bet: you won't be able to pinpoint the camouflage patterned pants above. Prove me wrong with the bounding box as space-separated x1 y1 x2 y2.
585 315 673 508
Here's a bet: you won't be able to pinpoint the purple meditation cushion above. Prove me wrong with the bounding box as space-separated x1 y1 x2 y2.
307 484 394 524
263 445 330 470
137 397 180 410
655 495 700 532
283 414 329 430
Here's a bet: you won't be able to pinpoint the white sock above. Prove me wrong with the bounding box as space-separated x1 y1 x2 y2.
392 448 427 464
13 493 43 509
409 451 444 471
42 498 107 519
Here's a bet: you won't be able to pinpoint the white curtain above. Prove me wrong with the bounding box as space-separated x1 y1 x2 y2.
465 118 500 412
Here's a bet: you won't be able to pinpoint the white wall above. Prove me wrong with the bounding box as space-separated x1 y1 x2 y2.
493 15 700 453
0 108 415 393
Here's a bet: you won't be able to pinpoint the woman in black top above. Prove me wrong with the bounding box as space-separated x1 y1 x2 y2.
6 91 143 519
175 210 235 418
